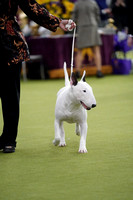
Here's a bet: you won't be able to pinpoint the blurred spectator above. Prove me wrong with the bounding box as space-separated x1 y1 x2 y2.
94 0 112 27
19 11 51 37
72 0 104 78
19 12 31 37
127 35 133 48
126 0 133 35
38 26 51 37
106 0 112 7
30 21 40 36
111 0 128 32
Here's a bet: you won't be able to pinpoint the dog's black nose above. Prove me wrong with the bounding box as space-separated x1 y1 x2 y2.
92 104 96 108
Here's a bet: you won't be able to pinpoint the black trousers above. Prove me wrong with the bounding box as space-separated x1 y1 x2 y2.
0 62 21 147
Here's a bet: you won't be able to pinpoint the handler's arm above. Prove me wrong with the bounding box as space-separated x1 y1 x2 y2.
18 0 61 32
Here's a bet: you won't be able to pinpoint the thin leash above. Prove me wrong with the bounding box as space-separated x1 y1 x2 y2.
70 27 76 74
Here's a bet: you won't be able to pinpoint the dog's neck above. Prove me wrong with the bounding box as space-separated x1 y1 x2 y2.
65 86 82 111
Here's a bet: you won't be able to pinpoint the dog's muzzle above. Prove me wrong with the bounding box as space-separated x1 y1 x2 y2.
80 101 96 110
80 101 90 110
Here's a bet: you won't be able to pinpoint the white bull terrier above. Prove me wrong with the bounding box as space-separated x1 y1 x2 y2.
53 62 96 153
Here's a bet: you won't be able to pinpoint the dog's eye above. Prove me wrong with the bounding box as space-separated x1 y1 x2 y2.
83 90 86 93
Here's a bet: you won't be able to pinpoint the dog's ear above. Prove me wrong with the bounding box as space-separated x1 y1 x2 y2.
70 72 78 86
81 70 86 82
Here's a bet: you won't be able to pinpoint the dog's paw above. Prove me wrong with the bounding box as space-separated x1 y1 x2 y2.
53 138 60 146
59 142 66 147
78 148 88 153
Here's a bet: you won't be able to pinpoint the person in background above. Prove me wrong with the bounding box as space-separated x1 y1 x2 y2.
38 26 51 37
0 0 76 153
125 0 133 36
29 21 40 36
127 35 133 47
19 12 32 37
106 0 112 7
72 0 104 78
94 0 112 27
111 0 128 32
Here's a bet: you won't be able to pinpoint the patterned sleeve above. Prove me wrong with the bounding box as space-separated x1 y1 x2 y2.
18 0 61 32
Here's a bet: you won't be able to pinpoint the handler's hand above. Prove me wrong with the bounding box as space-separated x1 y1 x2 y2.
59 20 76 32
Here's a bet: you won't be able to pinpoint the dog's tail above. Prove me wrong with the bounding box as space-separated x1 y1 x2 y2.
64 62 70 86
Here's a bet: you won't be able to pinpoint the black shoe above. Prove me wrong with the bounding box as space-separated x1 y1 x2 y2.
96 71 104 78
0 141 4 150
3 146 15 153
0 146 4 150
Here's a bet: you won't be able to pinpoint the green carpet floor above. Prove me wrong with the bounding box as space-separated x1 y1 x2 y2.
0 74 133 200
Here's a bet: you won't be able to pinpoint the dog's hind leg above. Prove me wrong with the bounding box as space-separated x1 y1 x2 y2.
53 119 61 146
59 122 66 147
75 123 80 136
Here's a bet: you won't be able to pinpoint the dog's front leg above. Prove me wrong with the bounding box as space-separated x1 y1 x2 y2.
78 122 88 153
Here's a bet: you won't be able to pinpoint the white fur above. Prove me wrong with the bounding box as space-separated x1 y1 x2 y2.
53 62 96 153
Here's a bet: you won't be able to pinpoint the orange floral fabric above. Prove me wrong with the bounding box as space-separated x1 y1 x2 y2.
0 0 61 65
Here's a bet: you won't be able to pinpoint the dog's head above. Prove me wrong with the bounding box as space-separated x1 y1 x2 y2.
70 71 96 110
